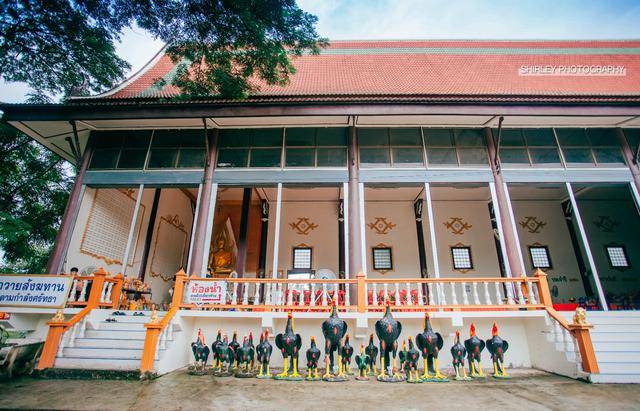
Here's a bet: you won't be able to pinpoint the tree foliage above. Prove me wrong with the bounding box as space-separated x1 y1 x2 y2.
0 124 73 273
0 0 326 100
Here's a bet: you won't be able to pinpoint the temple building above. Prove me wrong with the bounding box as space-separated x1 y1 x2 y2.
1 40 640 383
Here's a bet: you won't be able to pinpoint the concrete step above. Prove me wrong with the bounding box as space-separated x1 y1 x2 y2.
75 338 145 349
591 332 640 343
62 347 145 360
596 351 640 362
590 323 640 332
597 362 640 374
99 322 148 331
102 316 160 324
85 329 148 339
54 357 147 370
594 341 640 351
590 373 640 384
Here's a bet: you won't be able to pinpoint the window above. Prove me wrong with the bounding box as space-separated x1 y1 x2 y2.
217 128 283 168
451 246 473 270
292 247 312 270
497 128 561 168
606 245 630 269
624 129 640 157
372 247 393 270
146 130 205 169
424 128 488 167
89 130 152 170
556 128 625 168
529 245 552 269
285 128 347 167
359 128 423 167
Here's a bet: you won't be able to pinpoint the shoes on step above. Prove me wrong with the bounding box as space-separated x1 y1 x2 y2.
105 318 117 323
112 311 125 316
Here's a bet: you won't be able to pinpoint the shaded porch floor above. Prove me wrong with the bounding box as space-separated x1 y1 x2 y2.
2 369 640 410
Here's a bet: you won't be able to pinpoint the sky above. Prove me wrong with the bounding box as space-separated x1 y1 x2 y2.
1 0 639 103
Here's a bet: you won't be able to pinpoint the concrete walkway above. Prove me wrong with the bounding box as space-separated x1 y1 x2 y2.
1 369 639 410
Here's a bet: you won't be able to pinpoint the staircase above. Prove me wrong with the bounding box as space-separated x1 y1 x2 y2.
54 311 174 372
585 311 640 383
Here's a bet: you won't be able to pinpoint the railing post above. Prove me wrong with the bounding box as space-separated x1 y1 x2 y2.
110 273 124 309
37 317 68 369
87 268 107 306
569 322 600 374
141 323 162 375
356 272 366 313
172 269 187 307
534 269 553 308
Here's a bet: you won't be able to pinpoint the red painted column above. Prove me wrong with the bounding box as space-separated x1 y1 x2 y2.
616 128 640 195
188 128 218 276
46 139 93 274
484 128 524 277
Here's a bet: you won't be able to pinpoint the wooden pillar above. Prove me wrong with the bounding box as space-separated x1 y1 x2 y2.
414 199 429 278
271 183 283 278
257 200 269 278
139 188 161 281
46 136 93 274
235 187 252 277
338 199 345 279
617 128 640 195
348 125 365 276
189 129 218 276
484 128 524 277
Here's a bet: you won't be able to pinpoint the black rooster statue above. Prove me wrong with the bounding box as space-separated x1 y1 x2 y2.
340 334 354 375
375 300 404 382
235 334 255 378
190 328 210 374
305 336 322 381
416 313 448 381
355 344 370 381
229 331 240 370
275 311 303 380
211 329 222 369
365 333 378 375
256 330 273 379
402 337 422 383
398 340 408 376
464 323 486 378
486 322 509 378
321 299 348 381
451 330 471 381
214 334 234 376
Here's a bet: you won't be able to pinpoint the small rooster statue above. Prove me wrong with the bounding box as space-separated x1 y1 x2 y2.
214 334 234 376
229 331 240 370
365 334 379 375
256 330 273 379
275 311 303 380
322 299 348 381
355 344 370 381
211 329 222 369
451 330 471 381
402 337 422 383
486 322 509 378
416 313 448 381
305 336 322 381
235 334 255 377
190 328 210 374
464 323 486 378
375 300 404 382
340 334 354 375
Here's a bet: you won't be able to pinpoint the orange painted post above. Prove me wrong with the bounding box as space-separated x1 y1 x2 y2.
37 321 68 369
356 272 366 313
87 268 107 307
172 269 187 307
110 273 124 309
569 323 600 374
140 323 162 375
534 269 553 308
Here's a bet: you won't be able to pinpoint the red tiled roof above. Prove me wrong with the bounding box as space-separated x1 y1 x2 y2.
79 40 640 102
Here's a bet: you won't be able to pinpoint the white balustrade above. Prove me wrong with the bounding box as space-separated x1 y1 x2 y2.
472 282 480 305
231 283 238 305
321 283 328 306
494 282 504 305
515 282 526 305
372 283 378 306
68 279 78 302
345 284 351 306
310 284 316 306
506 283 515 305
483 282 492 305
417 284 423 306
242 282 250 305
79 280 88 302
383 284 389 303
394 283 400 306
253 283 261 305
526 279 537 304
449 283 458 305
427 283 435 306
287 284 294 306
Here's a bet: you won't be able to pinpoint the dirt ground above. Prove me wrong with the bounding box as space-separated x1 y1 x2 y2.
0 369 639 411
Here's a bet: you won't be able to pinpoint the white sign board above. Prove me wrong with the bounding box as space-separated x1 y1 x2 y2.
186 280 228 305
0 275 73 309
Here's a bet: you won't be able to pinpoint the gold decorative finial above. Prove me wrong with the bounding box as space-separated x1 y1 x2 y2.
149 306 159 324
573 307 587 325
51 309 65 322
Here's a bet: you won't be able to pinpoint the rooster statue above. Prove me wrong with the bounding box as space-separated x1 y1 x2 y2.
451 330 471 381
305 336 321 381
256 330 273 379
214 334 234 376
486 322 509 378
340 334 354 375
365 334 379 376
190 328 210 374
355 344 370 381
235 334 255 377
416 313 448 381
464 323 486 378
229 331 240 370
211 329 222 369
321 299 348 381
275 311 303 380
375 300 403 382
401 337 422 383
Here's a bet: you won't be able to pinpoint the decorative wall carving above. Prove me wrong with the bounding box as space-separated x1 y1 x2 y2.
289 217 319 235
593 216 620 233
367 217 396 235
443 217 472 235
519 216 547 234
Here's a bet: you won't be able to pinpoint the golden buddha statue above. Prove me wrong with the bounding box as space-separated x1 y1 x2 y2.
209 236 234 276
